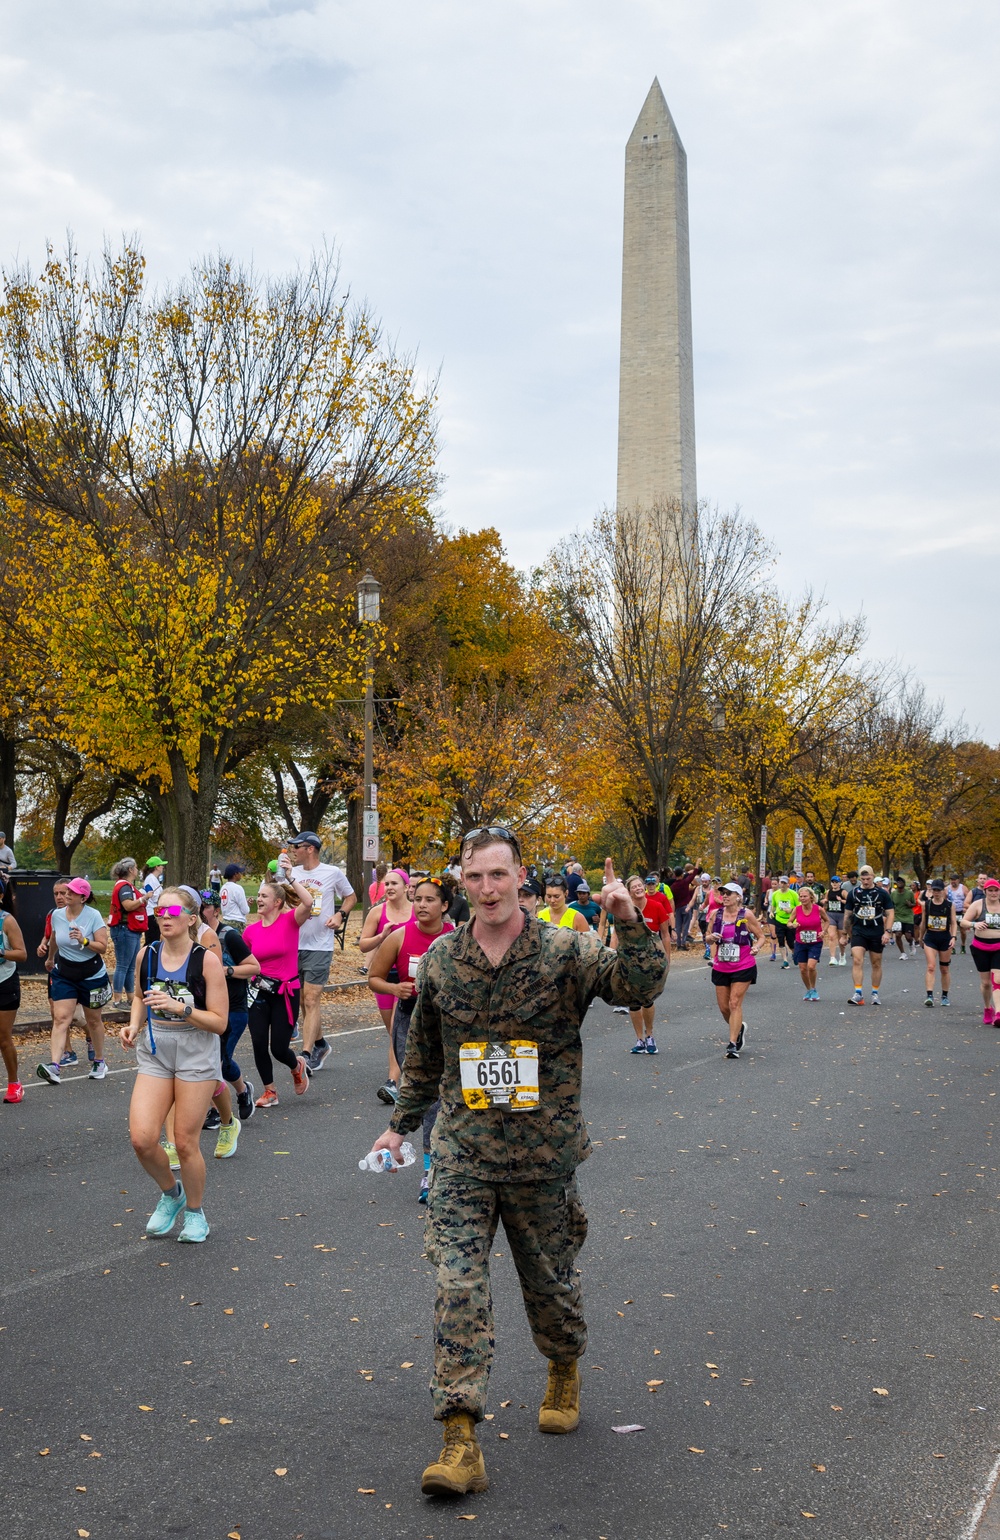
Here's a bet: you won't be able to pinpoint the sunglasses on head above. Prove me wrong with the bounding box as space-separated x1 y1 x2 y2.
461 825 522 857
154 904 188 918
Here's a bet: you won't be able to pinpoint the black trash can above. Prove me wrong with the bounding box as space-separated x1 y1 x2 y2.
2 870 60 976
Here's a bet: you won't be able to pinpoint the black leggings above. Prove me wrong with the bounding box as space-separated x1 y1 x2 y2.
248 988 301 1085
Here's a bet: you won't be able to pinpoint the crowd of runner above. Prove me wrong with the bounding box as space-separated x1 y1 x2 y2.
1 826 997 1496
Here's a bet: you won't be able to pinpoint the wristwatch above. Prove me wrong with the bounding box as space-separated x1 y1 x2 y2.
226 965 234 978
182 1004 193 1018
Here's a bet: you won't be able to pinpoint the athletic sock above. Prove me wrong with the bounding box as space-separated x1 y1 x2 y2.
167 1181 182 1200
186 1205 204 1217
423 1152 431 1172
315 1036 327 1047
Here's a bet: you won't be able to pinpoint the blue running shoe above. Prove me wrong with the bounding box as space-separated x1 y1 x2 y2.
630 1040 647 1053
146 1185 186 1237
178 1208 210 1243
644 1036 658 1054
60 1050 79 1067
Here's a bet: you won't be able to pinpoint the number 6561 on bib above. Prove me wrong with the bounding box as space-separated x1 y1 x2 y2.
459 1041 539 1111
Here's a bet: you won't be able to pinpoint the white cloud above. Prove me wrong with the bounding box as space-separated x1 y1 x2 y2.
1 0 998 728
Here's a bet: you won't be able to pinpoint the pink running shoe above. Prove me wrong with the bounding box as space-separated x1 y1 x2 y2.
984 1008 996 1027
3 1081 23 1103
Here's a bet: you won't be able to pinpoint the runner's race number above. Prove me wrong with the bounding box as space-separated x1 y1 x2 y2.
460 1041 539 1111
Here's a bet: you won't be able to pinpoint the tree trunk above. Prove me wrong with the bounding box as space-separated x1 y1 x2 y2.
150 742 226 888
0 727 17 840
53 778 125 873
346 791 363 900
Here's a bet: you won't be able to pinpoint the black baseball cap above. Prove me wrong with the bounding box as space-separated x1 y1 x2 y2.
223 862 244 879
519 876 543 898
288 831 322 850
930 878 945 890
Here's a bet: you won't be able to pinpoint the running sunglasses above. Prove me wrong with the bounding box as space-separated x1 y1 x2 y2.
461 826 522 858
154 904 188 918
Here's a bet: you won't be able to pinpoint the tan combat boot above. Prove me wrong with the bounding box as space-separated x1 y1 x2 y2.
538 1358 581 1434
421 1412 489 1496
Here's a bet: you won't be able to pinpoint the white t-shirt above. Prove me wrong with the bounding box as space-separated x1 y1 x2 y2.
220 881 250 923
143 871 164 916
0 843 16 870
52 904 106 964
290 861 354 951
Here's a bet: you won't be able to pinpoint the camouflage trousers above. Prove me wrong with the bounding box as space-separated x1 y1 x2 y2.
425 1169 588 1422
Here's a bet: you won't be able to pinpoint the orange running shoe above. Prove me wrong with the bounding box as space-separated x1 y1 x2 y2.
255 1088 279 1108
292 1056 310 1096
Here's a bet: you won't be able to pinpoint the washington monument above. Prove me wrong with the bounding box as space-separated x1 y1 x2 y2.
616 78 696 515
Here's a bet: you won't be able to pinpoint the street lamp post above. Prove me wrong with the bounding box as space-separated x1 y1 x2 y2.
712 701 726 878
357 571 381 918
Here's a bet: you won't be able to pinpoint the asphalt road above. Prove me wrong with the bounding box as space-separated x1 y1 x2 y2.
2 948 1000 1540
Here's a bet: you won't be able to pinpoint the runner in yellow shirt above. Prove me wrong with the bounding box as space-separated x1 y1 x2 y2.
768 875 798 969
537 875 590 934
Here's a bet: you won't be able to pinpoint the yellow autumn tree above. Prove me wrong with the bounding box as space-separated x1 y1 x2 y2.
0 241 436 881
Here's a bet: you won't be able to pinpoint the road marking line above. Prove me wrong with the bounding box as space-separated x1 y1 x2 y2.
958 1448 1000 1540
0 1242 149 1299
19 1065 138 1092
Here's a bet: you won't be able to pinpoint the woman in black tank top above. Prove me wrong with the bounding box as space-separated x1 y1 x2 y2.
918 887 955 1008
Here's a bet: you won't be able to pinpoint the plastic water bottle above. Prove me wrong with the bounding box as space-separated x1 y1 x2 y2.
359 1141 416 1173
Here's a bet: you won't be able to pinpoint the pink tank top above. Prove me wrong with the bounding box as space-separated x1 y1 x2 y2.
396 915 454 988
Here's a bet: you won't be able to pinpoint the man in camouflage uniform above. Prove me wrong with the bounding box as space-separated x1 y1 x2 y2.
371 828 667 1496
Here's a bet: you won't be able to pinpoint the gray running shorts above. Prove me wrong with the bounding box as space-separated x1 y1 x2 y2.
298 948 332 987
135 1024 223 1083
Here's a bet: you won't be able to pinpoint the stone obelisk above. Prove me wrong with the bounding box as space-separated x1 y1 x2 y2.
616 79 696 517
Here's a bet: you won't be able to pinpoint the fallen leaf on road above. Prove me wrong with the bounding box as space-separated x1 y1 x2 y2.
932 1453 945 1459
219 1418 233 1425
76 1486 86 1492
688 1447 705 1454
499 1432 509 1440
831 1405 842 1412
357 1488 375 1494
801 1513 816 1520
400 1362 414 1369
705 1363 718 1369
812 1464 826 1472
80 1434 92 1441
229 1533 241 1538
274 1468 288 1477
872 1388 889 1396
457 1515 477 1520
616 1311 625 1317
224 1308 234 1315
38 1449 49 1456
139 1405 153 1412
78 1530 90 1537
646 1380 664 1388
89 1451 102 1458
501 1400 512 1407
612 1425 645 1434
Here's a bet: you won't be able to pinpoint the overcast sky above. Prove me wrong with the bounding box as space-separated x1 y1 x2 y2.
4 1 999 734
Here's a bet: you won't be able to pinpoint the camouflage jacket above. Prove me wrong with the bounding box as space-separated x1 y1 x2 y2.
389 913 667 1182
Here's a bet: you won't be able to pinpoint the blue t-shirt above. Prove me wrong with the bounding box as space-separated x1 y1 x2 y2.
52 904 105 963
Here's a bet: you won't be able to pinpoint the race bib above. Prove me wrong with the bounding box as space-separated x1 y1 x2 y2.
928 915 947 931
799 930 818 944
718 942 741 963
90 982 112 1008
891 921 902 932
985 913 1000 929
828 900 842 912
408 955 421 979
460 1041 539 1112
856 904 876 921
